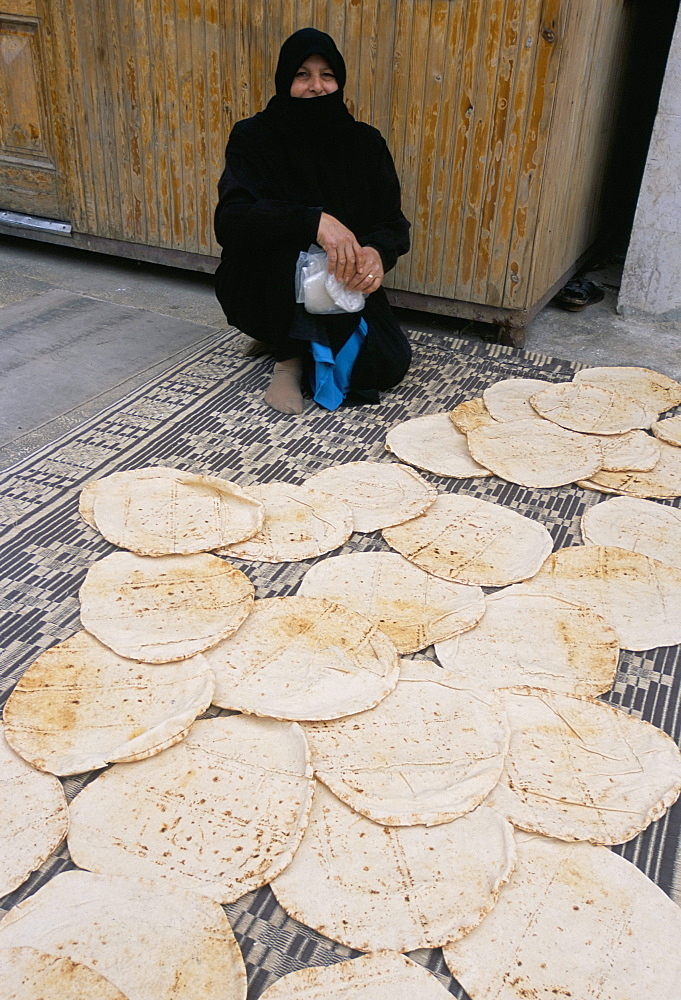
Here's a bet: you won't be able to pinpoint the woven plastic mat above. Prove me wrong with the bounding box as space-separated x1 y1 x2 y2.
2 326 680 997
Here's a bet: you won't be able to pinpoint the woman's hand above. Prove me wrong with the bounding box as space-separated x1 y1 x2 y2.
345 246 384 294
316 213 363 284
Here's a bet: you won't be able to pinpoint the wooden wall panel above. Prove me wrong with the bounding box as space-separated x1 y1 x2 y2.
205 0 225 256
0 17 44 157
130 0 156 244
529 0 634 304
423 0 465 292
407 0 448 292
387 0 416 270
147 0 171 245
485 0 542 305
440 0 486 295
501 0 566 308
456 0 506 299
6 0 633 317
55 0 251 254
470 0 523 303
392 1 432 290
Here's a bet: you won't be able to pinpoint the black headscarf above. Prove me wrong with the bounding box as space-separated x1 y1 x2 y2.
274 27 347 95
262 28 353 141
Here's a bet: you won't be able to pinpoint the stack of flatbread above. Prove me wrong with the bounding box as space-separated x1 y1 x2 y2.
384 366 681 495
3 363 681 999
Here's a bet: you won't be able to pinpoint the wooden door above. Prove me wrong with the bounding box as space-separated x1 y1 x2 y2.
0 0 72 220
53 0 227 255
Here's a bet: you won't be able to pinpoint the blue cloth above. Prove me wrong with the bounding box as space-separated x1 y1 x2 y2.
310 318 368 410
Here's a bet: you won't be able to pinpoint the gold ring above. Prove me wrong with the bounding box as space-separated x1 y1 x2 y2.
367 274 374 279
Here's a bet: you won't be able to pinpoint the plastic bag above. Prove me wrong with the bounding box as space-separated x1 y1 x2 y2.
295 245 365 314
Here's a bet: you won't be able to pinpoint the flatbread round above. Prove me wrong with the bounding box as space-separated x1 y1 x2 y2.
0 728 68 897
652 413 681 446
581 496 681 569
216 481 352 562
3 631 215 776
0 947 128 1000
530 381 657 433
259 951 454 999
297 552 485 653
67 716 314 903
385 412 491 478
271 783 516 952
581 428 660 472
304 461 437 532
487 687 681 843
482 378 555 421
382 493 553 587
79 465 181 530
449 397 497 434
577 438 681 497
79 551 254 662
521 544 681 650
573 365 681 413
303 659 509 826
0 870 247 1000
434 590 618 696
88 467 263 554
443 833 681 1000
467 418 603 487
205 596 400 720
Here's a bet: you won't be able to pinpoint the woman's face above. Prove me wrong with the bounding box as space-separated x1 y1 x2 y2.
289 54 338 98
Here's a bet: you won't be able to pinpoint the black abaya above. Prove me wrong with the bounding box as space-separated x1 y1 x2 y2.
213 28 412 395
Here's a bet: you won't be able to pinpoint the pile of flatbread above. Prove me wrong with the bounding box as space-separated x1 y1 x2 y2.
3 363 681 998
387 366 681 494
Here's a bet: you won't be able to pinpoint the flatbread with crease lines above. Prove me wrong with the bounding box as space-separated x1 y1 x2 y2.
383 493 553 586
434 589 618 696
520 544 681 650
67 717 314 903
530 381 656 433
79 551 254 662
580 496 681 569
0 948 128 1000
259 951 454 999
303 659 509 826
305 461 437 532
3 631 214 776
449 397 497 434
206 596 400 720
467 418 603 488
271 783 516 952
0 728 68 897
385 412 491 478
443 833 681 1000
486 687 681 843
217 480 352 562
297 551 485 653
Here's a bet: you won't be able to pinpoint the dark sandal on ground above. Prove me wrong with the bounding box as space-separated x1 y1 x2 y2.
553 278 605 312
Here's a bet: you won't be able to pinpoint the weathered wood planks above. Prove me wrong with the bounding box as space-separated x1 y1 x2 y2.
1 0 634 319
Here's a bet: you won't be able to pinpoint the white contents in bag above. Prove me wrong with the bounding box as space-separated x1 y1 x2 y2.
303 266 339 313
295 246 366 314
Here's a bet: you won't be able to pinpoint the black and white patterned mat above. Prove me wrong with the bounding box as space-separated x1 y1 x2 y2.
2 327 680 997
